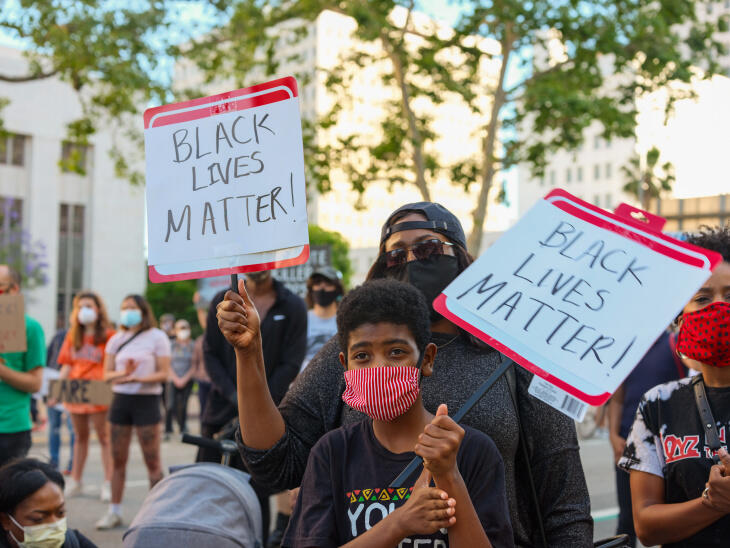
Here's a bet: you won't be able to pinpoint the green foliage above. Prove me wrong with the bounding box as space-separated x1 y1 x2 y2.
309 224 353 287
144 278 201 336
0 1 184 177
189 0 726 253
621 146 676 211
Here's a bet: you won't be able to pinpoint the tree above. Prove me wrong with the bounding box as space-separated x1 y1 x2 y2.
621 146 675 211
188 0 726 253
0 198 48 290
145 278 200 335
309 224 353 287
0 1 184 177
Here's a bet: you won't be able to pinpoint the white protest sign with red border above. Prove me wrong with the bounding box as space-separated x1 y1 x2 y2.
144 77 309 282
435 189 722 408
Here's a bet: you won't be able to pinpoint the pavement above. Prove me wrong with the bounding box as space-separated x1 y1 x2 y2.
28 416 639 547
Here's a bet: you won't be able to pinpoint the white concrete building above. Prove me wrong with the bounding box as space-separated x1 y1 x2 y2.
175 8 513 283
516 3 730 219
0 46 146 337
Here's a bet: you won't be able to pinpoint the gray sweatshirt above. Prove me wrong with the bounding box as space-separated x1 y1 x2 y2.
238 333 593 547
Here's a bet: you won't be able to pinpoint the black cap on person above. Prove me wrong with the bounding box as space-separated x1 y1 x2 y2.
380 202 467 250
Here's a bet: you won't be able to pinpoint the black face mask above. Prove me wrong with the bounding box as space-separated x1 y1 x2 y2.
312 289 339 307
386 254 460 322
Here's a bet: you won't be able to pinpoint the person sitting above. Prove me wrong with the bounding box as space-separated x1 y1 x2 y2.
0 458 96 547
218 278 514 547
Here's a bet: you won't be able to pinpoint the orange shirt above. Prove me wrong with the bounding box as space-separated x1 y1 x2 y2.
58 329 115 414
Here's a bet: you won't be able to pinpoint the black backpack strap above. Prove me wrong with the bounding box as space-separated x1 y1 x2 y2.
505 362 549 548
114 328 146 354
691 374 722 465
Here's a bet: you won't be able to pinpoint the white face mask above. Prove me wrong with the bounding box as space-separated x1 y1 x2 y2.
176 329 191 341
8 514 67 548
77 306 98 326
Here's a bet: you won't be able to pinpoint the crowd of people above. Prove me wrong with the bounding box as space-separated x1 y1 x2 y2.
0 201 729 548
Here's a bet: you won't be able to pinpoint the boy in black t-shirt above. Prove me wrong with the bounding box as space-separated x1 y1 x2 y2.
282 279 513 547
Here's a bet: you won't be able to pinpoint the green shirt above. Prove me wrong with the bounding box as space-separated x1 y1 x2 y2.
0 315 45 433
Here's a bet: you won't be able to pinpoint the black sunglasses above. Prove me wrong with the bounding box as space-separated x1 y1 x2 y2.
384 238 455 268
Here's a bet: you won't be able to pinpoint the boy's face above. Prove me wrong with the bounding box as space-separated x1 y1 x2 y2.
338 322 435 376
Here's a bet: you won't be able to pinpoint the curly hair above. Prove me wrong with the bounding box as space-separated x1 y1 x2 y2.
336 279 431 358
684 224 730 263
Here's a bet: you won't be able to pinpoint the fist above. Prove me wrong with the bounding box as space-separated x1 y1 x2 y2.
216 279 261 351
415 404 464 480
396 467 456 536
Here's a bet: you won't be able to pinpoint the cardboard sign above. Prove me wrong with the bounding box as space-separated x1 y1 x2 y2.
435 189 722 407
273 245 332 298
144 76 310 282
48 379 113 406
0 294 26 353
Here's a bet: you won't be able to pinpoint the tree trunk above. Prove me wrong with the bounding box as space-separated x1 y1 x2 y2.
467 34 512 254
381 33 431 202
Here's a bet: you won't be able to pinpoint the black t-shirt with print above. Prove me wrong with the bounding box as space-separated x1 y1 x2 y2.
282 419 514 548
619 376 730 547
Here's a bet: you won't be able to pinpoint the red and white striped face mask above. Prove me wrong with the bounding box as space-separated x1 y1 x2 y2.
342 366 420 421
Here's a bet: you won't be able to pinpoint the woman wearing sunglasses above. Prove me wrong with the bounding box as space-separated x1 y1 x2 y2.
220 202 592 547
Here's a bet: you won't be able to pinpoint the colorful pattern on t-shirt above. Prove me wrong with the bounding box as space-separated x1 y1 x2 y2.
619 377 730 546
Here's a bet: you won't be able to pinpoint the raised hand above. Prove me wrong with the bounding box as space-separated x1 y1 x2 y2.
703 447 730 513
394 466 456 536
216 278 261 351
415 404 465 481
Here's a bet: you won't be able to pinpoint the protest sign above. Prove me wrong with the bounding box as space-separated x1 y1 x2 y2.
144 77 310 282
273 245 332 298
0 294 26 353
435 189 722 413
48 379 113 406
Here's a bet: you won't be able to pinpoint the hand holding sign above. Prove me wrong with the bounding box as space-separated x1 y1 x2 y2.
415 404 464 481
217 279 262 352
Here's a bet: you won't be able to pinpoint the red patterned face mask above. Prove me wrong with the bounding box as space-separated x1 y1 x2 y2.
677 301 730 368
342 366 420 421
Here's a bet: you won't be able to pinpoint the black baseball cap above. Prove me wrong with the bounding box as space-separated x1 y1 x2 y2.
309 266 341 282
380 202 467 250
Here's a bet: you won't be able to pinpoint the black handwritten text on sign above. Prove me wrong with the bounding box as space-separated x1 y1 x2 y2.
145 94 308 267
438 197 712 400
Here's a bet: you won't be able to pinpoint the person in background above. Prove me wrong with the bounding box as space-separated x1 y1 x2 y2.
164 319 195 439
44 328 75 475
199 270 307 545
56 292 115 502
159 314 176 340
97 295 171 530
607 329 686 547
192 292 211 432
0 458 97 548
0 265 45 467
619 225 730 546
268 267 344 547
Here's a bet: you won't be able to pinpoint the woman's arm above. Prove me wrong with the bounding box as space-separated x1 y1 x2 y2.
102 353 128 382
631 470 726 545
59 365 71 380
133 355 171 384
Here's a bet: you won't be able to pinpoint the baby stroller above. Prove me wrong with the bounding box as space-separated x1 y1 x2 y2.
122 434 263 547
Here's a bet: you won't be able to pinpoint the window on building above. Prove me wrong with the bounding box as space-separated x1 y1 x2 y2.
549 170 556 186
577 166 583 182
594 136 601 149
605 163 612 178
565 168 572 183
0 134 26 166
539 175 545 186
605 193 613 209
57 204 85 328
593 195 601 206
60 142 90 173
594 164 600 180
0 196 23 234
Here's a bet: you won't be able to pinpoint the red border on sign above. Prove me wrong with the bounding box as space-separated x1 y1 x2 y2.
433 189 723 407
149 245 310 283
145 76 308 283
144 77 298 129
